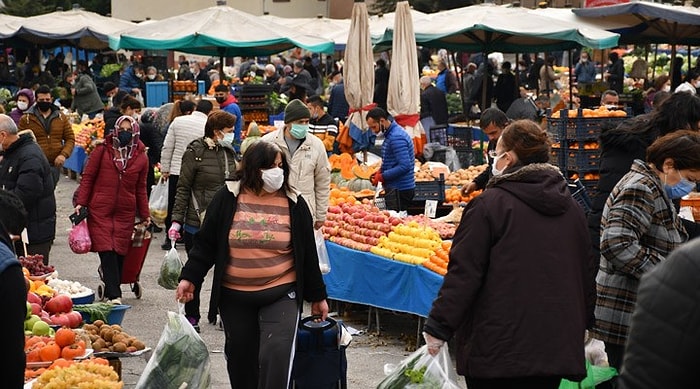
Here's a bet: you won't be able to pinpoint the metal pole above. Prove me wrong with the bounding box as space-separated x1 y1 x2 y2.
652 44 658 81
569 50 574 110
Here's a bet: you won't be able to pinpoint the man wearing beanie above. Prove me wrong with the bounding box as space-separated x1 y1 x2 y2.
262 99 330 228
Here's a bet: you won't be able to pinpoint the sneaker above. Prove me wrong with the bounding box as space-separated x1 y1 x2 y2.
187 316 201 333
161 237 172 250
108 298 122 305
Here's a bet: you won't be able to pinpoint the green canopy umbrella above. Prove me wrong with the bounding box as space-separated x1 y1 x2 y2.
109 4 334 57
375 4 619 53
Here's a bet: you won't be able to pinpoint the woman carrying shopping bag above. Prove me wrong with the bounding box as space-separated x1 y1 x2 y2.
167 110 237 331
176 140 328 388
74 116 151 305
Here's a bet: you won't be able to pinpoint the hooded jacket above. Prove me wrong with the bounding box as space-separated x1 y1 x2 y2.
19 105 74 167
0 131 56 245
171 137 237 230
180 180 328 324
424 163 595 380
0 229 25 388
72 73 105 115
75 131 149 256
9 88 35 125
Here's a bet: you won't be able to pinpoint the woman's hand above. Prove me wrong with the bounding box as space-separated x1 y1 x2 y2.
423 332 445 356
176 280 195 303
75 204 82 214
310 299 329 321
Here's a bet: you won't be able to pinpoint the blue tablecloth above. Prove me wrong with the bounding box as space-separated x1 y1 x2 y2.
323 241 444 318
63 146 87 174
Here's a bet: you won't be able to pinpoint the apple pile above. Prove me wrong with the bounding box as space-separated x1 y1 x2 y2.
19 254 55 276
322 202 402 252
26 292 83 333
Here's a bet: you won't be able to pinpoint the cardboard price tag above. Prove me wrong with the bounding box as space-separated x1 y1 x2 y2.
424 200 438 219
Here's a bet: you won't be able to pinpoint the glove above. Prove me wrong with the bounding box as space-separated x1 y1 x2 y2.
370 171 383 186
423 331 445 356
168 222 182 241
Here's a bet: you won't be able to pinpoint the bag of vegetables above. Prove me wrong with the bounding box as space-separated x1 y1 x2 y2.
136 308 211 389
377 344 460 389
158 245 182 290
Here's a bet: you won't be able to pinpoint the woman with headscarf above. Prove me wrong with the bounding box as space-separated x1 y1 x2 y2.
9 88 34 125
74 116 151 304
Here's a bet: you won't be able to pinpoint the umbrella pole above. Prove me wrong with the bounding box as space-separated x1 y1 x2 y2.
671 44 677 87
481 51 487 115
689 45 692 72
652 44 658 81
569 49 574 110
218 47 225 84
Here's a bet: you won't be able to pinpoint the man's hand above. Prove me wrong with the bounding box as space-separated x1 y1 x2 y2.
176 280 195 303
460 181 477 198
311 299 329 321
54 155 66 168
314 221 324 230
423 332 445 356
370 171 383 187
131 88 141 94
161 172 170 181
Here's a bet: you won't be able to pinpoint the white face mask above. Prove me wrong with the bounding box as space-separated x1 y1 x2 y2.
261 167 284 193
147 74 156 80
16 101 28 110
491 152 508 176
662 85 671 92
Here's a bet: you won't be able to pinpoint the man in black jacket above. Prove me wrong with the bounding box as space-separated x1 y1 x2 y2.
460 108 509 197
419 76 449 144
0 114 56 264
0 189 28 389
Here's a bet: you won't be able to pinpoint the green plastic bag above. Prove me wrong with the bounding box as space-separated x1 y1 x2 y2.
559 361 617 389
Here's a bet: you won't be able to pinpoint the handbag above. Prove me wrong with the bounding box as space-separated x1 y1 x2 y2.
191 193 206 224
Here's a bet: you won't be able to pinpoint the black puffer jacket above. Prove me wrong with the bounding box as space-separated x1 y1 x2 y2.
171 137 236 229
618 238 700 389
0 132 56 244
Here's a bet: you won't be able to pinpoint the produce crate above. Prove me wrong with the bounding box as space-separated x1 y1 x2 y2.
680 195 700 220
579 179 599 198
429 125 448 146
547 110 626 142
551 148 600 172
447 126 472 147
413 174 445 202
455 146 484 168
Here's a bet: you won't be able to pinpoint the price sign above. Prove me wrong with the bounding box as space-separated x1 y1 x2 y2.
424 200 438 219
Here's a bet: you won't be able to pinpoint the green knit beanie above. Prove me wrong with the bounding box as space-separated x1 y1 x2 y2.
284 99 311 123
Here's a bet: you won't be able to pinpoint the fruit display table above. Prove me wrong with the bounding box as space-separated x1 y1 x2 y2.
322 241 443 318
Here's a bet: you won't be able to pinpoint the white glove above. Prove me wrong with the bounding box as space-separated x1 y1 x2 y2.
168 222 182 241
423 331 445 356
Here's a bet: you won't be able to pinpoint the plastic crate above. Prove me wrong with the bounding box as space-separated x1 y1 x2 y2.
548 110 627 141
566 149 600 171
580 179 599 197
430 125 448 146
455 146 484 168
447 126 473 147
413 174 445 202
567 179 592 213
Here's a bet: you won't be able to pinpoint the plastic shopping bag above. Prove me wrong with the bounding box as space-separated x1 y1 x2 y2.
68 219 91 254
149 178 168 227
157 246 182 290
559 361 617 389
315 229 331 274
378 344 460 389
135 308 211 389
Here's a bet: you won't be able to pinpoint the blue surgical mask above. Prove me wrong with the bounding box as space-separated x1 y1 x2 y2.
290 123 308 139
665 171 696 199
222 132 235 145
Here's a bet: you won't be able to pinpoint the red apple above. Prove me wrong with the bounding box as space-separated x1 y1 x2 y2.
50 313 71 327
27 292 42 305
44 294 73 315
30 303 42 315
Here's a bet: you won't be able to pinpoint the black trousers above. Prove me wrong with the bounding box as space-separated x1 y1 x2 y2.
385 188 415 212
15 240 53 264
218 286 299 389
164 175 179 232
183 231 202 321
466 376 561 389
98 251 124 300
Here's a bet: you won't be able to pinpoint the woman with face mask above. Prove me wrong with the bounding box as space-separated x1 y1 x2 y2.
9 88 34 125
592 131 700 380
176 140 328 388
423 120 596 389
167 110 237 332
74 116 151 305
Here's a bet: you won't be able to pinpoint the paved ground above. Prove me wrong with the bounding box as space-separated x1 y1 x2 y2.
48 174 466 388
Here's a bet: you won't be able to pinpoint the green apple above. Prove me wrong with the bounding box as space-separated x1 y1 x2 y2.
32 320 51 336
25 330 32 336
24 315 41 331
26 302 32 320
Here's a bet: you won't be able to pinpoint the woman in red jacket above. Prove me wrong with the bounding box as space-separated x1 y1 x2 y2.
75 116 151 304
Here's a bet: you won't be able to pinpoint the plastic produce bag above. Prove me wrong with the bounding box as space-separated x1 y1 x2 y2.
315 229 331 274
136 308 211 389
149 178 168 227
378 344 460 389
559 361 617 389
68 219 91 254
158 246 182 290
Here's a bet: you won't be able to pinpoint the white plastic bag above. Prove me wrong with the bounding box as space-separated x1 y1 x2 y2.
378 344 460 389
314 229 330 274
158 246 182 290
149 178 168 227
135 307 211 389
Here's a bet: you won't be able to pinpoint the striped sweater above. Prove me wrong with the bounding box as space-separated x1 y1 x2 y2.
222 190 296 291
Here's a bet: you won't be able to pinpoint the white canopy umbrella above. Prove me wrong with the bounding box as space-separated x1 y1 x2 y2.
387 2 424 157
343 2 375 153
0 14 22 39
260 15 350 51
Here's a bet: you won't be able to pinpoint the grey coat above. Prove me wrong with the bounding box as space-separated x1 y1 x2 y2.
72 74 104 115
